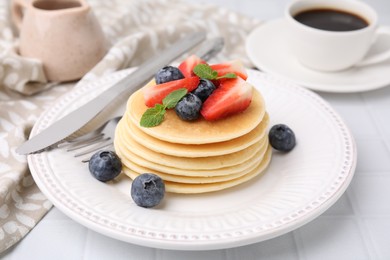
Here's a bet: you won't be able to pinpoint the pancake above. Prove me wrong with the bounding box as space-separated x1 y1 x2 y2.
123 145 272 194
120 157 262 184
115 135 268 177
122 113 269 157
113 74 273 194
116 144 265 183
127 87 266 144
116 123 266 170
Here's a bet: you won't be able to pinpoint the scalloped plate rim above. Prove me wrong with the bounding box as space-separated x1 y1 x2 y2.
27 69 357 250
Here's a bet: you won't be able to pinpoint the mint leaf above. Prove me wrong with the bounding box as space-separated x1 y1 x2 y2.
193 64 218 80
140 89 187 127
140 104 166 127
193 63 237 81
217 73 237 80
163 88 187 109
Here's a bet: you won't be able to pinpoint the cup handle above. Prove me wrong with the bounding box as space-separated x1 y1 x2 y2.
355 26 390 67
11 0 29 31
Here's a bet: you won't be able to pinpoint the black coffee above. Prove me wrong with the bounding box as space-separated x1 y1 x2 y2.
293 9 369 32
33 0 81 10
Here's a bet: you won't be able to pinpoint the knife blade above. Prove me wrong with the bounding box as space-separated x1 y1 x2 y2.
16 31 207 155
195 37 224 61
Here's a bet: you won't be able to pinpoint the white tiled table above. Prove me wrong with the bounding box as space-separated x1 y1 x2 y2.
2 0 390 259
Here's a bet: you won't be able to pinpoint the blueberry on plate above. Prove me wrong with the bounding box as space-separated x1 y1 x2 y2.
269 124 296 152
131 173 165 208
192 79 216 102
155 66 184 84
89 150 122 182
175 93 202 121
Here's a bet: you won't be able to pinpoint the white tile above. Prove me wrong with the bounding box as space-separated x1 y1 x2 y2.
321 192 354 216
236 1 281 20
84 230 155 260
364 0 390 25
348 175 390 215
319 92 360 104
355 139 390 172
296 217 370 260
158 249 224 260
184 0 235 10
337 107 378 138
362 86 390 111
42 207 73 220
371 108 390 138
363 217 390 259
228 232 299 260
6 220 87 260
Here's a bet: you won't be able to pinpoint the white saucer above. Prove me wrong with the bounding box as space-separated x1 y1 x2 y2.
246 19 390 93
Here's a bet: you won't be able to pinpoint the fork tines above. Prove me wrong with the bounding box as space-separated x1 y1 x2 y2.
59 134 113 160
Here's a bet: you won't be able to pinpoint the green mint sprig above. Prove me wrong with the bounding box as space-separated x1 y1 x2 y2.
193 64 237 80
140 88 188 127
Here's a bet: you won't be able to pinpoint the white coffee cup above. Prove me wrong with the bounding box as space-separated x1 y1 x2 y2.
285 0 390 72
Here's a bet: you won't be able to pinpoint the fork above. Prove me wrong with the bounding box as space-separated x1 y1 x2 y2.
59 116 122 162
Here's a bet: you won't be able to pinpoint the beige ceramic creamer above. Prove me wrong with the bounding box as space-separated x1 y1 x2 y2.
12 0 108 81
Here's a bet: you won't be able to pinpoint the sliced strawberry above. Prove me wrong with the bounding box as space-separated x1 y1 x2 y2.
178 55 206 78
201 77 252 121
210 60 248 80
211 79 220 88
143 77 200 107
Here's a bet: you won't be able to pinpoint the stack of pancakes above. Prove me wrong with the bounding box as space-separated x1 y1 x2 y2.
114 85 272 194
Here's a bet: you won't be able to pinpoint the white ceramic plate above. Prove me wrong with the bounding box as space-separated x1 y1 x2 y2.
28 69 356 250
246 19 390 93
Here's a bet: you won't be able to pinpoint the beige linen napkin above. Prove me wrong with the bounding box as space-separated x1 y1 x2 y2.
0 0 260 252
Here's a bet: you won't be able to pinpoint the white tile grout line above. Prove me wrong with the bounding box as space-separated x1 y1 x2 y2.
292 230 306 260
225 247 236 260
152 247 159 260
346 93 389 259
296 214 377 259
82 229 92 260
345 183 380 259
360 216 390 260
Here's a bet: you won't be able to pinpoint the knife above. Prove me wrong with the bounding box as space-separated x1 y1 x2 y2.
16 31 207 155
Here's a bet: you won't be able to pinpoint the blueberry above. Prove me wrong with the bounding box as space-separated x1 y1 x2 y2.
192 79 216 102
155 66 184 84
131 173 165 208
89 150 122 182
269 124 296 152
175 93 202 121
